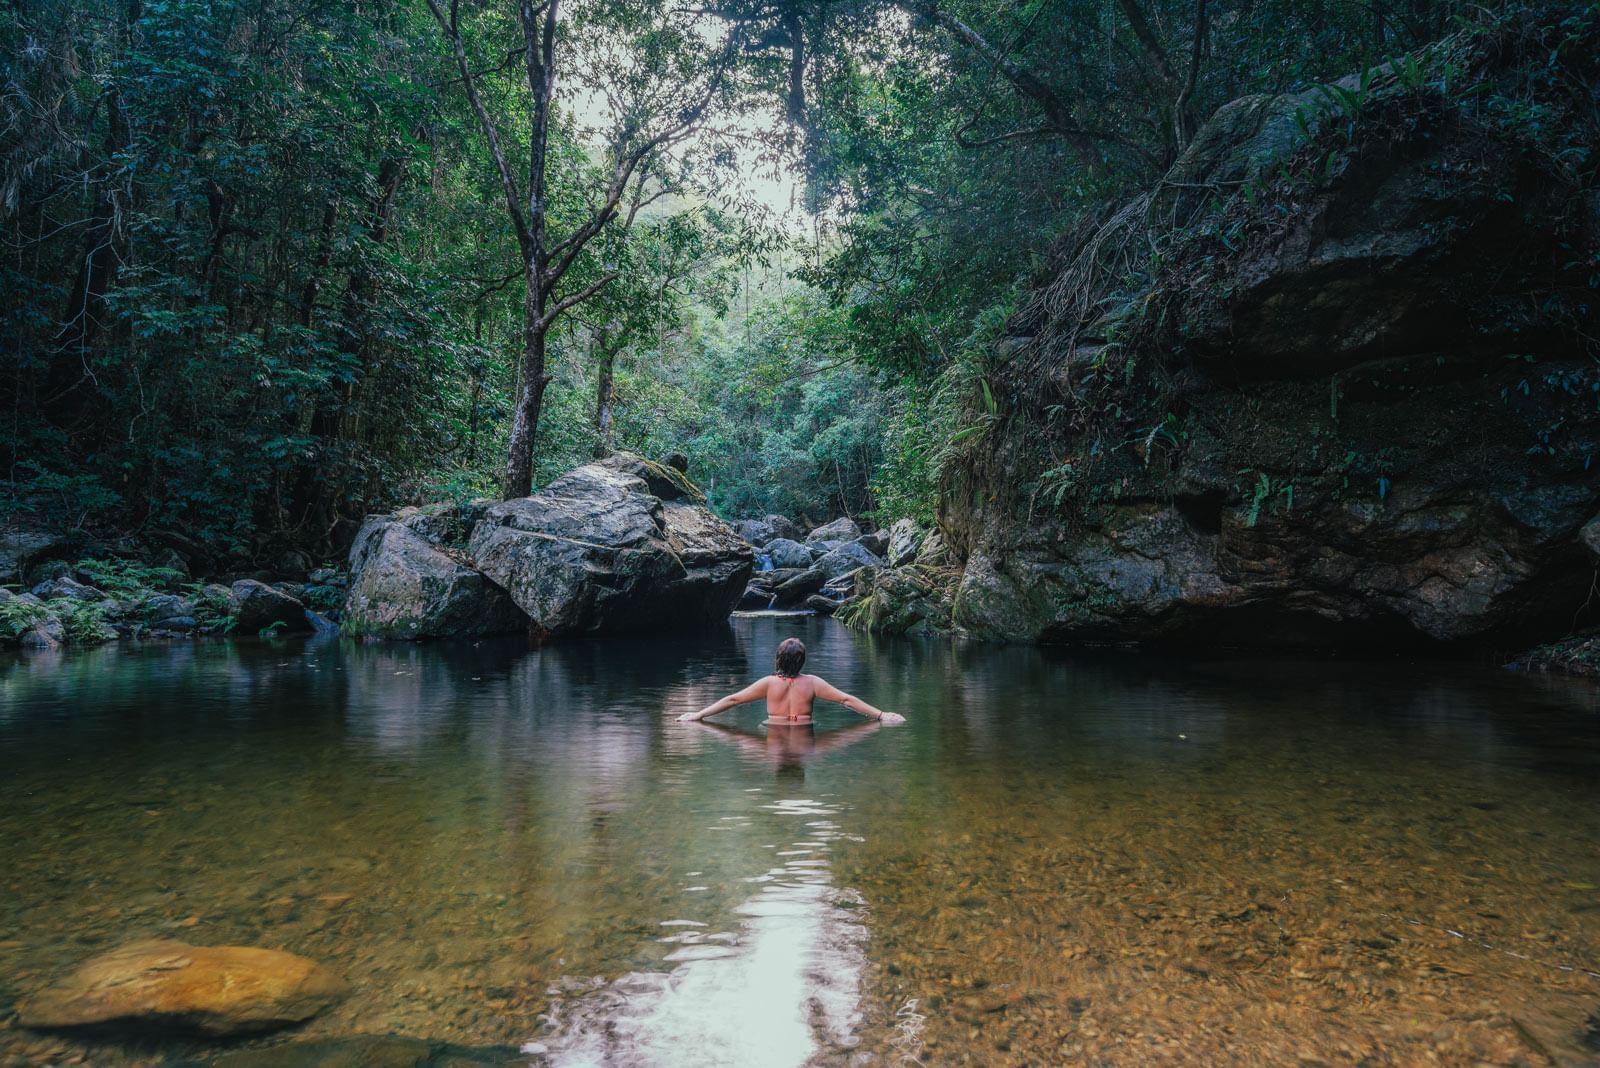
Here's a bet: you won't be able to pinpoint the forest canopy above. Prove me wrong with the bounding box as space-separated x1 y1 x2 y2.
3 0 1464 564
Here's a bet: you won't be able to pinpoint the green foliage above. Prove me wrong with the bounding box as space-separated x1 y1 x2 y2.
182 583 234 628
76 558 183 599
57 601 118 644
1 0 517 559
0 0 1502 566
0 599 50 640
303 585 345 613
1245 472 1273 528
868 380 959 527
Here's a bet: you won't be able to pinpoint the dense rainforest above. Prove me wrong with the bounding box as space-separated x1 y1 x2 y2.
4 0 1597 654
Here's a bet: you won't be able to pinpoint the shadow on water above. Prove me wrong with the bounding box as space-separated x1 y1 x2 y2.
2 618 1600 1064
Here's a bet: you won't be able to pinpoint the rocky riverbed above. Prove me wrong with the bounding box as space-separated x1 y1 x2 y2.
3 623 1599 1066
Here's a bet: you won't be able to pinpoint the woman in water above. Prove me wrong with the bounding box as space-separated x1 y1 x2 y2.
677 637 906 725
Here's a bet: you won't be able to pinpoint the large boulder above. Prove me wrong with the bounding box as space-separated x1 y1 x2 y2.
739 515 811 548
855 530 889 557
468 453 752 637
230 580 311 634
0 527 72 585
938 14 1600 649
142 593 196 622
806 517 861 543
19 613 65 649
734 518 781 547
18 939 347 1037
762 538 814 570
765 514 804 542
813 541 884 580
30 576 106 602
805 594 838 616
343 517 525 640
375 499 494 548
772 568 827 607
887 519 924 567
841 566 955 637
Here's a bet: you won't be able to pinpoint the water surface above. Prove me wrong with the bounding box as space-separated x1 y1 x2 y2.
2 618 1599 1064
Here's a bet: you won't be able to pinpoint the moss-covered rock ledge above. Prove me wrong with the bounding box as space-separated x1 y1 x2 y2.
860 10 1600 654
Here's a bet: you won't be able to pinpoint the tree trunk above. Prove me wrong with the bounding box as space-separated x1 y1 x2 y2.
503 265 550 498
593 341 618 457
290 156 404 547
49 90 131 421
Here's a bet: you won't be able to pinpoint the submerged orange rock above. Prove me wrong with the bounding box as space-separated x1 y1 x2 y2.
18 939 348 1036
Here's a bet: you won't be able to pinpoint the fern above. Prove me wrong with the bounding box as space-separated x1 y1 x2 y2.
76 558 183 599
0 598 50 640
1245 472 1272 528
58 601 117 644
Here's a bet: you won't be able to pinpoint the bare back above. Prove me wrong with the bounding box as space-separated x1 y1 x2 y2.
681 668 897 725
764 673 819 722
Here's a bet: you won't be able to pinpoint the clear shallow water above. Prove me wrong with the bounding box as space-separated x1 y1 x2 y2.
2 618 1599 1065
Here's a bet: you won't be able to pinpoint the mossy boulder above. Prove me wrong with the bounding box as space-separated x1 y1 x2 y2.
344 516 525 641
940 12 1600 649
469 453 751 637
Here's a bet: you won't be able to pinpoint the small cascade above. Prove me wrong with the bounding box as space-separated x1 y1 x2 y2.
754 553 773 572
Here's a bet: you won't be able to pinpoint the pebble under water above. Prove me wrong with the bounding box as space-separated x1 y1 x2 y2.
2 617 1599 1065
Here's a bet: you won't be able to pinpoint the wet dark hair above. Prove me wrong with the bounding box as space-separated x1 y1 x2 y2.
775 637 806 678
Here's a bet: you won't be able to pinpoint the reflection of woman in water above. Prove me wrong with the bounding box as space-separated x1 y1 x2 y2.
677 638 906 726
698 716 886 774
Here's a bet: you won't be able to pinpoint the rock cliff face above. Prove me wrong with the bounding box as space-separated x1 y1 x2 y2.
938 12 1600 648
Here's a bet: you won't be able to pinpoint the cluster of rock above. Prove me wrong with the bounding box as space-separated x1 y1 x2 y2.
342 453 752 640
0 563 338 651
728 513 938 625
3 453 752 649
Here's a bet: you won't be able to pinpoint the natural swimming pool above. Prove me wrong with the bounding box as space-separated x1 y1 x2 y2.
2 616 1598 1064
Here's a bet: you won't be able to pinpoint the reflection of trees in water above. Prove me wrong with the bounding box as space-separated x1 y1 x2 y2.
5 626 1599 784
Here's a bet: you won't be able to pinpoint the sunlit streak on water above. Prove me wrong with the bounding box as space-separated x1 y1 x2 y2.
527 799 865 1067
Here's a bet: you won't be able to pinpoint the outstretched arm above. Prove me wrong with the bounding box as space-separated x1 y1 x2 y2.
813 677 906 725
678 677 769 722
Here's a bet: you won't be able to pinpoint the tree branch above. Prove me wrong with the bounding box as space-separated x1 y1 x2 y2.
1117 0 1179 88
425 0 532 256
896 0 1108 169
1173 0 1209 149
541 272 621 329
543 24 742 288
520 0 559 250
